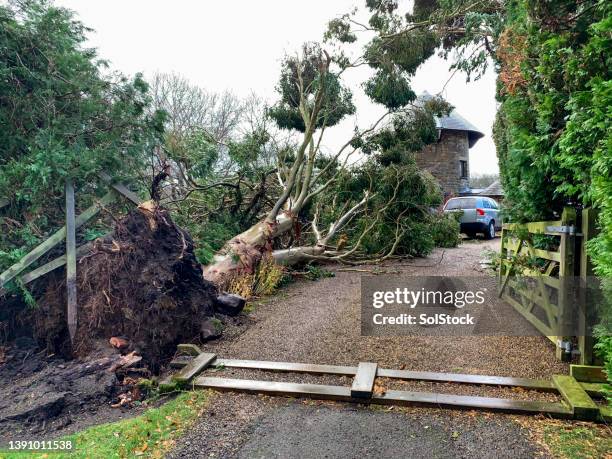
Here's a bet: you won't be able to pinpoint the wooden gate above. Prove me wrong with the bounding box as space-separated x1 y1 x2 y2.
162 345 609 422
498 207 598 363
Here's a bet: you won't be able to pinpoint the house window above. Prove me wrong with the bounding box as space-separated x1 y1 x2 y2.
459 160 468 179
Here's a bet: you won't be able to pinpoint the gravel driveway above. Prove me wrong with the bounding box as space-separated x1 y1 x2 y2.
169 238 567 458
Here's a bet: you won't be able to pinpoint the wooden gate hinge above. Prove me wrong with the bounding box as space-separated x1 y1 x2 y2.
546 225 580 235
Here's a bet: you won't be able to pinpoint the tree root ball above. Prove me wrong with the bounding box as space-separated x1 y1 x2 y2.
36 203 217 372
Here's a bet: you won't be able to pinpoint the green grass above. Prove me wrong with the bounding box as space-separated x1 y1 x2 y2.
0 390 208 459
542 423 612 459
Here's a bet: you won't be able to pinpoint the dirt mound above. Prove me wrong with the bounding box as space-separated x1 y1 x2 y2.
36 203 217 371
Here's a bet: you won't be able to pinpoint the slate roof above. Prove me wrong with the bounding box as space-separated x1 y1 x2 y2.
418 92 485 148
479 180 504 196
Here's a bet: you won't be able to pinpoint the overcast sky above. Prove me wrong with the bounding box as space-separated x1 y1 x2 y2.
55 0 500 175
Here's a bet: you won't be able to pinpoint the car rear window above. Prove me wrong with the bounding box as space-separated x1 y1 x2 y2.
445 198 477 210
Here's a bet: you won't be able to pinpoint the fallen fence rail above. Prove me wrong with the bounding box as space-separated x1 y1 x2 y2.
164 347 609 422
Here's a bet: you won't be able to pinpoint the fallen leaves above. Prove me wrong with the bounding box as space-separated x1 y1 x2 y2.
134 442 149 456
373 383 387 396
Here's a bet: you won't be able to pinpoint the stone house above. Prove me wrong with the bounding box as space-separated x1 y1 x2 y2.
413 93 484 199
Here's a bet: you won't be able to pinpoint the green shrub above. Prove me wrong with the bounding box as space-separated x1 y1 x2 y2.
0 0 163 268
430 212 461 248
304 264 335 281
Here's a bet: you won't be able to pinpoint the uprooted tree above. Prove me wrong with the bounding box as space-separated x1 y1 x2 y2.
200 42 455 288
0 0 461 366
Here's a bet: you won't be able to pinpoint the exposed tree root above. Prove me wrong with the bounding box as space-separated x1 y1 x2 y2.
36 203 217 372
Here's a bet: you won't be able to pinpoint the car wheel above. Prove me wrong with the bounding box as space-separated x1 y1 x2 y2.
484 221 495 240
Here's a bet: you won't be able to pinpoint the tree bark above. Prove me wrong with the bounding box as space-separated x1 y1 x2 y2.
202 211 294 286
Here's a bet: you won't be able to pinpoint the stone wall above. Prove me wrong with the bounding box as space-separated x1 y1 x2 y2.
412 129 470 197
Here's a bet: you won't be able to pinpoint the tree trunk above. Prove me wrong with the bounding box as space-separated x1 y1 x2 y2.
202 192 371 287
202 211 294 286
271 244 327 265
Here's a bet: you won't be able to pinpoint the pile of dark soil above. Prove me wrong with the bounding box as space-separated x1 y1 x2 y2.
0 341 154 444
0 344 113 436
35 203 217 371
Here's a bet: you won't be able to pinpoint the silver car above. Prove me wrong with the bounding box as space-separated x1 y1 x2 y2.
443 196 501 239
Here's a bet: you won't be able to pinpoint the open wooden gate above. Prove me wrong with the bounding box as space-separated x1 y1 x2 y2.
498 207 598 363
163 345 609 422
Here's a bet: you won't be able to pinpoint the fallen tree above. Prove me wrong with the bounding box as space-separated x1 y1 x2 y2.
201 43 454 288
1 2 460 372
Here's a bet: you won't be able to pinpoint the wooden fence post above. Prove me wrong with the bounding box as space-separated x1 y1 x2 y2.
578 208 598 364
498 228 507 290
65 180 77 343
557 207 577 361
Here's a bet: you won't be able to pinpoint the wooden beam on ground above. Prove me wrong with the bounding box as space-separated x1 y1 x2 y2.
195 377 352 401
553 375 599 421
170 357 556 391
172 353 217 383
579 382 607 398
374 389 573 417
65 180 78 343
599 406 612 422
570 365 607 383
0 191 116 290
214 359 358 376
193 377 573 418
351 362 377 398
376 369 556 391
177 344 202 356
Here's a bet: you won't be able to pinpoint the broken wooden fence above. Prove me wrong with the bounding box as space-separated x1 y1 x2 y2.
163 347 609 422
0 175 142 343
498 207 598 363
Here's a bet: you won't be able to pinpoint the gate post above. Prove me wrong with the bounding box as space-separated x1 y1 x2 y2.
578 208 598 364
498 227 507 288
556 207 576 361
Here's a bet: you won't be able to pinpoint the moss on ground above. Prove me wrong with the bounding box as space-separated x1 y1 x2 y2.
0 390 208 459
539 422 612 459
